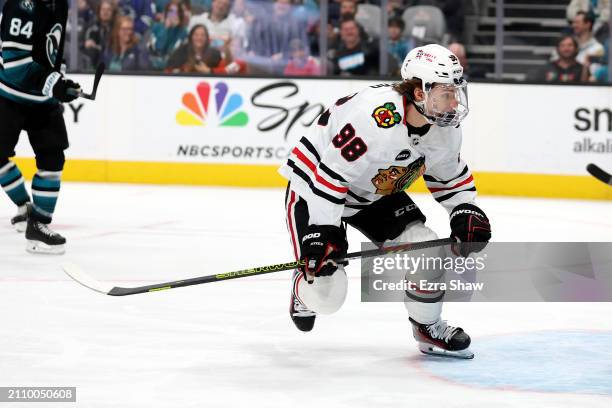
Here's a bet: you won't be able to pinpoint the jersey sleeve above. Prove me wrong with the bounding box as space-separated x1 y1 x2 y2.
423 129 477 213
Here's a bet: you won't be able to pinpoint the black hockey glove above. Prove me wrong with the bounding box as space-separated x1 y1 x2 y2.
449 203 491 257
52 78 81 103
300 225 348 284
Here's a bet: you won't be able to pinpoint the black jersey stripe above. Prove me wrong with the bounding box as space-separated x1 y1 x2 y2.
299 137 321 162
347 190 370 203
319 162 347 183
287 160 346 205
31 185 61 192
345 203 373 209
434 186 477 203
423 166 469 185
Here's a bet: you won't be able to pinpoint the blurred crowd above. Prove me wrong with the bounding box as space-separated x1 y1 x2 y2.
66 0 609 82
536 0 610 84
69 0 468 77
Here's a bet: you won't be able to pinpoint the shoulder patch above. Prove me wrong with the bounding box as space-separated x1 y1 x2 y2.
46 24 63 66
372 102 401 129
19 0 35 13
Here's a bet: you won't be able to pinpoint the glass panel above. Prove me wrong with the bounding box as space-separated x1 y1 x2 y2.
19 0 610 82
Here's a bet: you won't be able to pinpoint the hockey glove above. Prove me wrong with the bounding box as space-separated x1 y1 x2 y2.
300 225 348 284
449 203 491 257
52 78 81 103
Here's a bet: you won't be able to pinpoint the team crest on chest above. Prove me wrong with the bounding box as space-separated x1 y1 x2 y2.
372 102 402 129
371 157 426 195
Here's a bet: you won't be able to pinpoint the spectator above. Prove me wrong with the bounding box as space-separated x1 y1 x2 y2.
284 38 320 75
447 42 485 80
78 0 96 30
338 0 369 41
387 0 406 19
590 38 609 82
571 11 605 65
309 21 341 70
567 0 609 36
332 18 379 75
184 0 210 15
166 24 237 73
246 0 309 73
115 0 156 35
387 16 413 65
104 15 151 71
154 0 195 21
539 35 588 83
232 0 254 24
189 0 247 57
149 2 188 69
83 0 118 68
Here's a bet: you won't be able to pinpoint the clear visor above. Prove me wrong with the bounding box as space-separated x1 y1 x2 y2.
423 82 469 127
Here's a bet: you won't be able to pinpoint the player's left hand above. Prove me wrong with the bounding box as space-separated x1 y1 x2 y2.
52 78 81 103
449 203 491 257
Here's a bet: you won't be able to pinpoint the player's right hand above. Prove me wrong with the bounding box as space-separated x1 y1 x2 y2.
300 225 348 284
52 78 81 103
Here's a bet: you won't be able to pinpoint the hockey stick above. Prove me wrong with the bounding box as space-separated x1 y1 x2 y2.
586 163 612 186
62 237 455 296
67 63 105 100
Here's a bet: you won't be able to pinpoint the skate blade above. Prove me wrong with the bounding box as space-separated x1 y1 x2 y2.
418 343 474 359
26 240 65 255
13 221 26 233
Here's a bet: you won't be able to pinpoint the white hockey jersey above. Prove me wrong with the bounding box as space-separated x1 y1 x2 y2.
278 83 477 227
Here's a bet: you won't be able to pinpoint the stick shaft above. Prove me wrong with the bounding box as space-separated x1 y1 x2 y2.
104 238 455 296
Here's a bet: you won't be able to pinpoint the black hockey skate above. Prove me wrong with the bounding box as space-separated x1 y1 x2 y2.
11 203 31 233
290 271 316 332
25 218 66 255
409 317 474 359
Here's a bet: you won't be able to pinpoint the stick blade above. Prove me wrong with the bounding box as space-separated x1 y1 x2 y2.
587 163 612 185
62 262 114 295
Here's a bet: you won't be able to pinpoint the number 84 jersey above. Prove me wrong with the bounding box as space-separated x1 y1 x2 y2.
278 84 477 227
0 0 68 104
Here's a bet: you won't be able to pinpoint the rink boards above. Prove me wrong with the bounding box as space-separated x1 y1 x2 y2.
13 75 612 200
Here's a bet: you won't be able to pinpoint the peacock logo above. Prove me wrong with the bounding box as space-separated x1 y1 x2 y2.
176 81 249 127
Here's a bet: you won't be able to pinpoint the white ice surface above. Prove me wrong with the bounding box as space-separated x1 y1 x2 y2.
1 183 611 408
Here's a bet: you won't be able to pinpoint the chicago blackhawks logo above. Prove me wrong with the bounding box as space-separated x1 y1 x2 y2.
372 102 401 129
371 157 425 195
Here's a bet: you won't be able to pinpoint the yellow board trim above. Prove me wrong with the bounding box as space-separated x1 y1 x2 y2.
12 158 611 200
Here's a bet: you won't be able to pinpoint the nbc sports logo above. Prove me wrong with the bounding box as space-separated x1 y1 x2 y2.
176 81 249 127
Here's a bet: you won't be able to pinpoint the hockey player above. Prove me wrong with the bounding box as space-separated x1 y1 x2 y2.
279 44 491 359
0 0 81 254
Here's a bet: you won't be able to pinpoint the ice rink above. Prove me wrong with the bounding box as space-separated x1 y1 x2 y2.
1 182 611 408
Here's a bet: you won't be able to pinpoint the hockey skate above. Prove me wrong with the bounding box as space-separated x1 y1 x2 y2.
10 203 31 233
409 317 474 359
25 218 66 255
290 270 316 332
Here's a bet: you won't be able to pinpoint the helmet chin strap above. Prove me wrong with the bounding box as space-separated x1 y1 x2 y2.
411 100 435 125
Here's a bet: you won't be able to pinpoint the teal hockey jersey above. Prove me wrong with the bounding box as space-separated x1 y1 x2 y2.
0 0 67 104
